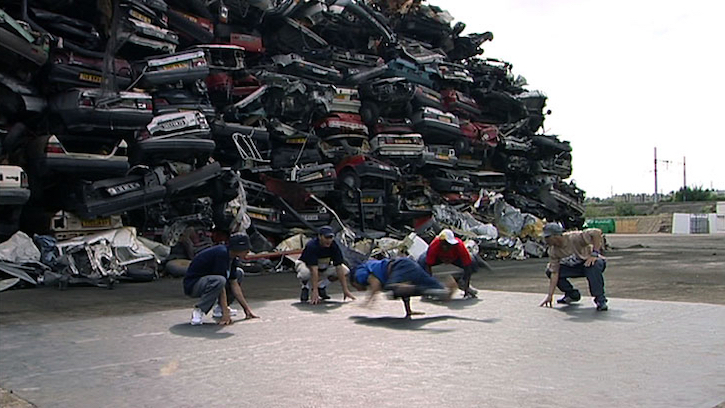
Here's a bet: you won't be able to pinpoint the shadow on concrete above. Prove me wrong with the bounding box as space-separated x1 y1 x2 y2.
169 323 235 339
421 297 482 310
349 314 499 332
555 304 632 323
291 300 347 314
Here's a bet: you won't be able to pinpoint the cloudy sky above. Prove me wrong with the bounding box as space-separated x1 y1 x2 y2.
441 0 724 198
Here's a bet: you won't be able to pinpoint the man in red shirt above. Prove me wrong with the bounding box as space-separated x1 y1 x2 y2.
417 229 479 298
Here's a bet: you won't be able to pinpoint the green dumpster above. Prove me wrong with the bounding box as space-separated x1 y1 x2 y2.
584 218 616 233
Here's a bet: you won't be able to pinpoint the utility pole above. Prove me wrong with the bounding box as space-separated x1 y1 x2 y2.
683 156 686 202
654 147 658 203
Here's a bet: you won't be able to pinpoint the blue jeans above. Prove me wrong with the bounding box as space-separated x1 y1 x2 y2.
387 258 444 293
546 259 607 302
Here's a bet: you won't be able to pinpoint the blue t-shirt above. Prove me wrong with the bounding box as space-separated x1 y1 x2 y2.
353 259 391 286
298 237 344 269
183 245 240 295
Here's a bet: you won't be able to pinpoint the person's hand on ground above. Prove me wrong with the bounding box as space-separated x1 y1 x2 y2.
540 295 553 308
244 312 259 319
343 290 356 301
218 314 233 325
310 291 320 305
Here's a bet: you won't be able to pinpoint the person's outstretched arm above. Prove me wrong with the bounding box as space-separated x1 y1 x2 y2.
310 265 321 304
337 265 356 301
230 280 258 319
218 287 232 325
365 276 382 307
540 262 559 307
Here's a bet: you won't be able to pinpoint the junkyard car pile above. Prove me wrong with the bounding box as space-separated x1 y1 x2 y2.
0 0 585 287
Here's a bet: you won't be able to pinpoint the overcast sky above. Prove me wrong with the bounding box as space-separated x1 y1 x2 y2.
441 0 724 198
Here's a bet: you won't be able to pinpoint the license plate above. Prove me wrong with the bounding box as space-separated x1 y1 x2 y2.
334 94 350 100
79 72 102 84
248 212 269 221
130 10 152 24
361 197 375 204
161 62 190 71
436 154 450 160
286 138 307 144
302 214 319 221
106 182 141 197
81 217 112 228
311 68 328 75
160 118 187 129
438 116 452 123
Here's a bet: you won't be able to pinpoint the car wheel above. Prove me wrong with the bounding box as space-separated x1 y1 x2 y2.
360 102 380 126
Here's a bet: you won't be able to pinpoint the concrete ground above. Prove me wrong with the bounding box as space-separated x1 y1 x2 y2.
0 234 724 407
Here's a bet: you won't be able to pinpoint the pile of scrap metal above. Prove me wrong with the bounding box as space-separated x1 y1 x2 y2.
0 228 162 290
0 0 586 279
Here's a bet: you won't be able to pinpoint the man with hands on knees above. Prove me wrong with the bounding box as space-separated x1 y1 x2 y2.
539 223 608 311
183 233 259 325
296 225 356 304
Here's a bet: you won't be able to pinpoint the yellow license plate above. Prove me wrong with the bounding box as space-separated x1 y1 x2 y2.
81 218 112 228
161 62 190 71
361 197 375 203
436 154 450 160
130 10 152 24
249 213 268 221
79 72 102 84
438 116 452 123
286 138 307 144
334 94 349 100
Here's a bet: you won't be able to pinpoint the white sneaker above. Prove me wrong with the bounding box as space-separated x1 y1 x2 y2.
212 305 238 318
190 308 204 325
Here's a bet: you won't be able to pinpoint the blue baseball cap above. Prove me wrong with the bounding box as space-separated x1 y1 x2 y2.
228 233 251 251
318 225 334 237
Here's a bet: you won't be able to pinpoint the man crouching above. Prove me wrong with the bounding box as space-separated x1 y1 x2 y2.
183 233 258 325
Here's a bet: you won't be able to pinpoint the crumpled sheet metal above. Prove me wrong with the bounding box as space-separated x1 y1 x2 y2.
0 231 41 263
56 227 158 278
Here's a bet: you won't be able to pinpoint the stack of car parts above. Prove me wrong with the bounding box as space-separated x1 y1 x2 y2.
0 0 586 261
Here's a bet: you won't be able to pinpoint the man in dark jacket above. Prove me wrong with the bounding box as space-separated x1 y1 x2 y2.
183 233 258 325
295 225 356 304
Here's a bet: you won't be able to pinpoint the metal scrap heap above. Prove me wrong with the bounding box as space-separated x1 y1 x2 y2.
0 0 586 283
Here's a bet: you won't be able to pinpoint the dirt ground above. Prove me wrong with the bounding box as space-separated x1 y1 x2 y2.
0 233 723 326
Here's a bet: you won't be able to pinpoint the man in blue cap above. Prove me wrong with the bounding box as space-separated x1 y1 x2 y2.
183 232 258 325
350 257 458 318
295 225 356 304
539 222 608 311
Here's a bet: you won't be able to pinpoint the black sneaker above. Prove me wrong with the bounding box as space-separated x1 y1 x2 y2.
595 299 608 311
300 287 309 302
318 287 331 300
557 294 580 304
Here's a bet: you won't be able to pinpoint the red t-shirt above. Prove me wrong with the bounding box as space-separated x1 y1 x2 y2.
425 237 472 266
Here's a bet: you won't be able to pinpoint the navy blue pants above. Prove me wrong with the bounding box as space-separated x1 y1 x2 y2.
546 259 607 302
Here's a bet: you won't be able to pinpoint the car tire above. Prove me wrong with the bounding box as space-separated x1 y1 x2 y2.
360 102 380 126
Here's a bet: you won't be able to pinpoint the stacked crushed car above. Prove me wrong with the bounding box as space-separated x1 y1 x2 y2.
0 0 586 284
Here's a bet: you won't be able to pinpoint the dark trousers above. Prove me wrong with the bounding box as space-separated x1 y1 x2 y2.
190 275 226 313
546 259 607 302
417 252 477 288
